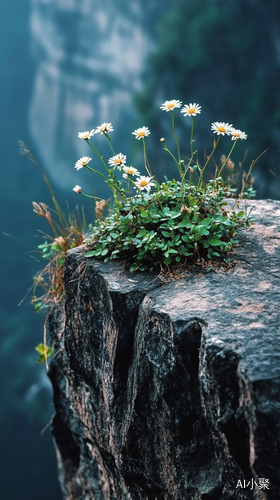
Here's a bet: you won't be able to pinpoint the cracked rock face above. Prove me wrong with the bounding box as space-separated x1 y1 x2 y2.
48 200 280 499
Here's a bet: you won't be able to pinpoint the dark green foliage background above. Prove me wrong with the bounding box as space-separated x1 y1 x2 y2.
135 0 280 198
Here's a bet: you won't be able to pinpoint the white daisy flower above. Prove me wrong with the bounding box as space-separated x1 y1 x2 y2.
123 166 140 178
95 122 114 134
108 153 127 170
73 185 82 193
132 126 151 140
160 100 182 112
75 156 92 170
134 176 155 191
181 103 201 117
211 122 233 136
78 130 95 140
230 128 247 140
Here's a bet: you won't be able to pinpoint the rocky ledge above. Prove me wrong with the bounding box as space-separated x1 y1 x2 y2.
48 200 280 500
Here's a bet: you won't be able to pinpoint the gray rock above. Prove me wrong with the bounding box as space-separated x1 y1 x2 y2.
48 199 280 499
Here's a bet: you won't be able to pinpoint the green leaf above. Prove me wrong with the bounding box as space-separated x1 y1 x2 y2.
35 344 55 364
85 251 97 258
162 231 171 238
209 238 222 246
197 226 209 236
169 211 182 219
200 217 212 226
178 220 192 228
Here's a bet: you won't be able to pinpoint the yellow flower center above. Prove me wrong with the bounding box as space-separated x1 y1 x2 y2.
217 126 226 133
115 158 122 164
188 108 195 114
167 103 175 109
233 132 240 137
140 180 148 187
127 168 134 174
138 131 145 137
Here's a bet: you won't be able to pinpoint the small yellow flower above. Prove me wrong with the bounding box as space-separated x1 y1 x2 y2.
75 156 92 170
181 103 201 117
211 122 233 136
95 123 114 134
108 153 127 170
230 129 247 140
160 100 182 112
134 176 155 191
78 130 95 140
132 127 151 140
123 166 140 178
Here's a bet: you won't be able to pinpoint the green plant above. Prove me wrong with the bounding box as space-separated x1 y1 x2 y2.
74 100 255 272
32 201 86 310
31 200 85 366
35 343 55 364
19 141 86 365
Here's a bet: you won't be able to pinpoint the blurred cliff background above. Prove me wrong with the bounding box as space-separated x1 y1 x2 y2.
0 1 280 498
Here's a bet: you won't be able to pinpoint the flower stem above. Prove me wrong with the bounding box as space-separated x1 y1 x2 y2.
81 193 117 212
171 111 182 176
162 142 179 171
217 139 238 178
105 134 116 156
190 116 194 159
86 139 110 173
198 135 221 188
142 137 152 176
85 165 108 180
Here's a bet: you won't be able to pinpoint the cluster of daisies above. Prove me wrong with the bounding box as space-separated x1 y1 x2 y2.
73 100 247 195
159 100 247 140
73 122 155 193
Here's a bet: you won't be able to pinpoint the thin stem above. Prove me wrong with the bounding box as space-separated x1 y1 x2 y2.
190 116 194 159
86 139 110 173
162 142 179 170
171 111 182 174
85 165 108 180
85 165 123 207
142 138 152 176
80 192 117 212
198 135 221 188
105 134 116 156
217 139 238 178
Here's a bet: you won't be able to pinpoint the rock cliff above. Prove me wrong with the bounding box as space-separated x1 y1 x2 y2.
48 200 280 499
29 0 173 189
